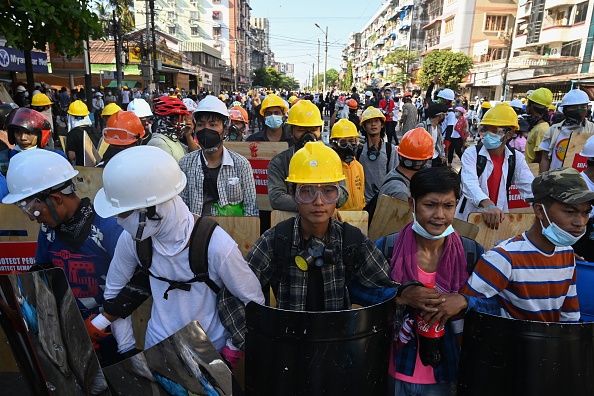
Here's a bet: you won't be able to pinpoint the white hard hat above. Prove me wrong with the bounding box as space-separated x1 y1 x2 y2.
579 135 594 158
94 146 187 218
193 95 229 117
127 98 153 118
526 90 535 97
16 85 26 93
561 89 590 107
437 88 455 101
365 91 372 97
2 149 79 204
182 98 198 113
510 99 523 109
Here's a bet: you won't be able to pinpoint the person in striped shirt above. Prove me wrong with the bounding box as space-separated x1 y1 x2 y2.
440 168 593 323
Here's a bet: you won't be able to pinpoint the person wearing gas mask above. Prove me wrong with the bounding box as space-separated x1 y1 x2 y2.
455 103 534 230
267 99 349 211
13 85 30 108
226 105 249 142
147 96 197 162
358 106 398 202
246 93 293 145
523 88 553 164
539 89 594 172
179 95 258 217
330 119 365 211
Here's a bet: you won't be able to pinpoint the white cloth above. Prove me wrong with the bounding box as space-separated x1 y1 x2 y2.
104 196 264 351
121 90 130 104
429 124 440 159
455 144 534 221
581 171 594 218
539 125 573 170
67 114 92 132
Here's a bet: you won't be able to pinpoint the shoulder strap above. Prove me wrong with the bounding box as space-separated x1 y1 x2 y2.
341 222 365 283
460 236 483 275
356 145 363 162
381 232 399 262
385 141 392 174
136 237 153 270
188 216 220 294
505 145 516 193
475 143 487 177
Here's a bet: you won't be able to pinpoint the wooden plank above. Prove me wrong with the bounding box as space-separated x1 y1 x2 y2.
58 135 67 152
257 195 271 212
271 210 369 236
528 162 539 177
73 166 103 201
563 132 592 171
368 194 479 241
0 205 40 242
211 216 260 258
467 212 536 251
98 139 110 157
131 297 152 350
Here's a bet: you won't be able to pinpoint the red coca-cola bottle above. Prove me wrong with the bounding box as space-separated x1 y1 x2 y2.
416 283 444 368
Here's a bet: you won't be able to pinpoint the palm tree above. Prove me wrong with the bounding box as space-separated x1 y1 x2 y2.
93 0 135 36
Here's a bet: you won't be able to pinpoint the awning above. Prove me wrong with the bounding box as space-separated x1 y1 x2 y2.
423 17 443 30
106 80 137 88
400 4 413 10
511 73 594 85
399 24 411 30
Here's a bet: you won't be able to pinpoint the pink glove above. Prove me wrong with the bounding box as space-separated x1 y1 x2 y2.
221 345 244 370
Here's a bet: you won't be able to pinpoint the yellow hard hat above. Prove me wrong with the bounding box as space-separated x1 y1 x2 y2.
548 104 557 111
288 95 297 104
286 100 323 127
102 103 122 117
260 93 288 116
286 141 346 184
481 101 491 109
31 93 53 107
527 87 553 107
480 103 520 129
360 106 385 124
330 119 359 139
68 100 90 116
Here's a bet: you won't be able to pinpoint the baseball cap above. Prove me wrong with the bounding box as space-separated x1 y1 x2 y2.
526 167 594 204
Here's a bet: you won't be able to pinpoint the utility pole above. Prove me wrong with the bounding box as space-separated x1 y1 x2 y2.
145 0 152 90
501 29 514 101
317 39 320 91
312 63 315 90
113 11 123 100
323 26 328 94
150 0 159 90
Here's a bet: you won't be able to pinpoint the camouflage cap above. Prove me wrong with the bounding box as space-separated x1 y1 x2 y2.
526 167 594 204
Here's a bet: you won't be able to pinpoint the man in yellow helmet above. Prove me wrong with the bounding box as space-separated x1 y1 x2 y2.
268 99 349 211
524 88 553 164
330 119 365 210
456 103 534 229
246 93 293 144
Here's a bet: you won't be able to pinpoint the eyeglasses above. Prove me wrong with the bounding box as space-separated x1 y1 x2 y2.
15 196 43 219
479 126 514 137
103 127 141 144
335 137 359 148
295 184 340 204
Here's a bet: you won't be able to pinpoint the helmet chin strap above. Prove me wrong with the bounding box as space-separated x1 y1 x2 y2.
44 196 62 226
135 208 148 241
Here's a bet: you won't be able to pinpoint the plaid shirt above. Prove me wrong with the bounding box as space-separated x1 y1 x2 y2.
179 147 258 216
217 215 397 349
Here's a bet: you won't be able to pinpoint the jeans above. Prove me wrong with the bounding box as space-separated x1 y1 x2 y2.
386 120 398 145
391 378 452 396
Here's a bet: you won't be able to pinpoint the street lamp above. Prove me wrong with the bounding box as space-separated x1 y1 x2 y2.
315 23 328 94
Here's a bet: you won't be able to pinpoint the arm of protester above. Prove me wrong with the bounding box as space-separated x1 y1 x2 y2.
396 283 442 313
267 152 298 211
183 114 199 152
238 156 259 216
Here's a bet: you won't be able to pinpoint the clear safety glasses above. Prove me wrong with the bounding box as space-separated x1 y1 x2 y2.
335 137 359 149
479 126 515 137
15 196 44 219
295 184 340 205
103 127 141 145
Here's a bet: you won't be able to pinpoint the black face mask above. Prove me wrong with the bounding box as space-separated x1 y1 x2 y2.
295 132 317 150
226 125 242 141
197 128 223 154
336 146 356 163
563 109 587 126
526 114 543 128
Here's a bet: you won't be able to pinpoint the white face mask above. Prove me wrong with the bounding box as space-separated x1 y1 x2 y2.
411 201 455 240
116 209 161 241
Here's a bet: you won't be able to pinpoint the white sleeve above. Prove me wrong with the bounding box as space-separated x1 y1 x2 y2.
111 317 136 353
513 152 535 200
103 233 139 300
460 148 489 207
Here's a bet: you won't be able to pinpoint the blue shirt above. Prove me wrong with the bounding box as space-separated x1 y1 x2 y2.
0 172 7 201
35 213 123 317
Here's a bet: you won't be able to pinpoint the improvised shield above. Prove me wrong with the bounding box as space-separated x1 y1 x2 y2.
103 320 232 395
458 310 594 395
244 298 394 396
0 269 110 395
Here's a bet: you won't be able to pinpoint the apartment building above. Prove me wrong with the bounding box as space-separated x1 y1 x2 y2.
250 17 274 70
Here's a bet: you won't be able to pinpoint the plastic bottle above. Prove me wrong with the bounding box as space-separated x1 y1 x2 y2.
416 283 445 368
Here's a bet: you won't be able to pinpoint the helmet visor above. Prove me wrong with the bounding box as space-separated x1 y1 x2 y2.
15 196 43 219
103 127 141 145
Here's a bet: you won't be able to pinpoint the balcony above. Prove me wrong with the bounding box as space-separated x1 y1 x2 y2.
545 0 583 10
427 6 443 22
539 24 577 44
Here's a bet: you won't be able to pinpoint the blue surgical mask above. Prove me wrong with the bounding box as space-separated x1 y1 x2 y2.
265 115 283 129
540 206 585 247
481 132 503 150
411 201 456 240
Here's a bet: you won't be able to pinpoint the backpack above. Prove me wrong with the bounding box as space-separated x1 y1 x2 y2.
363 169 407 225
378 232 484 275
458 142 516 214
136 216 220 299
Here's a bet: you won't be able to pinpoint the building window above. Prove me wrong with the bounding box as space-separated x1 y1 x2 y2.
213 0 221 3
168 11 176 21
213 26 222 37
574 2 588 24
167 0 175 6
444 16 455 34
169 26 176 35
479 48 505 62
484 15 507 32
213 11 221 20
447 0 456 4
561 40 581 57
191 27 199 36
554 11 566 26
190 11 199 20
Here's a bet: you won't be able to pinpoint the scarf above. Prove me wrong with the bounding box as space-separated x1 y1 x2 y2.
55 197 96 252
389 222 469 294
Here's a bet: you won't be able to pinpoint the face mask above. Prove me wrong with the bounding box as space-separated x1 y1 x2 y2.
116 210 161 241
336 146 356 163
265 114 283 129
481 132 503 150
24 92 29 98
226 125 242 141
411 201 456 240
526 115 542 128
197 128 223 154
540 206 585 247
295 132 317 150
563 109 587 125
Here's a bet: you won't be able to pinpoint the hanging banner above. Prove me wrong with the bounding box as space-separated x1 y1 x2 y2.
0 46 48 73
0 242 37 274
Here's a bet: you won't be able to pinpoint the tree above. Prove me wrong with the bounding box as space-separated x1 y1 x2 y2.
340 61 353 91
0 0 104 91
383 49 418 88
279 75 300 91
418 50 473 90
253 67 272 88
95 0 135 34
313 68 339 91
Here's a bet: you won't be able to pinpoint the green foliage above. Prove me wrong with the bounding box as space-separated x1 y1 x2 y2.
418 50 473 90
279 75 300 91
312 68 339 90
253 67 299 90
0 0 104 55
94 0 135 35
340 61 353 91
383 48 418 87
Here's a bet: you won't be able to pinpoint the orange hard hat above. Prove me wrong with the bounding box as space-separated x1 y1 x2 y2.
397 127 434 160
103 111 145 146
347 99 358 110
230 106 249 123
403 92 413 98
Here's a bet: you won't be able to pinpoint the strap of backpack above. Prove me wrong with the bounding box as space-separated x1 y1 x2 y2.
505 145 516 198
385 141 392 174
342 222 364 283
381 232 399 262
188 216 220 295
270 217 296 298
355 145 363 162
460 236 482 275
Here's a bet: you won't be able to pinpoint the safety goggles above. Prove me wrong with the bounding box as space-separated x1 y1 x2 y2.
15 196 44 219
103 127 141 145
335 137 359 148
295 184 340 205
479 126 515 137
229 109 247 123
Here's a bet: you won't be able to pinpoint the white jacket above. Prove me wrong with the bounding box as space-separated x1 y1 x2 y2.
455 144 534 221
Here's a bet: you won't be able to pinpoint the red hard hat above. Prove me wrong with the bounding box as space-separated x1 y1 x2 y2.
154 96 189 116
7 107 52 148
347 99 358 109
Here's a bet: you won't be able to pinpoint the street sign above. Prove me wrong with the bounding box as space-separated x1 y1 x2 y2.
103 71 124 79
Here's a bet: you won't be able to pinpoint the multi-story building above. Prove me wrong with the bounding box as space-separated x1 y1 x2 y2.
250 17 274 70
274 62 294 76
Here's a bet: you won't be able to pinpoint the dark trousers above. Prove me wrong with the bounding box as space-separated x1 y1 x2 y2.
386 121 398 145
447 137 464 164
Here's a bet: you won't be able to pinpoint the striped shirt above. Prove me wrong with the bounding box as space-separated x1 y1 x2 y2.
461 233 579 322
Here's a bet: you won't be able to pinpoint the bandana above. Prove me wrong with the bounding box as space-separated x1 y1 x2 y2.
54 197 96 251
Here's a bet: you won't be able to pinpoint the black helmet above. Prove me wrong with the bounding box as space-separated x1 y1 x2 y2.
0 103 18 130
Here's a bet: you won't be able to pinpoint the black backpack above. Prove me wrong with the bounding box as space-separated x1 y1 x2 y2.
458 142 516 214
377 232 484 275
136 216 220 299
